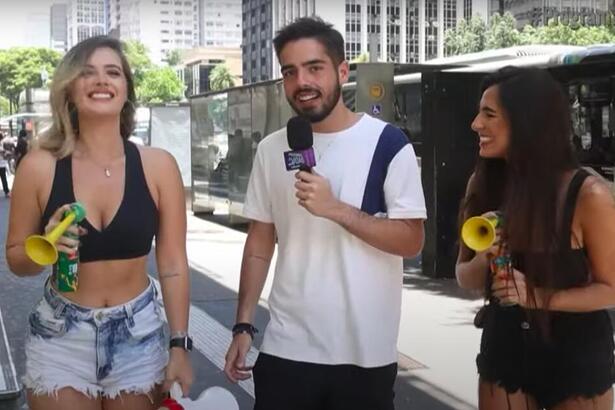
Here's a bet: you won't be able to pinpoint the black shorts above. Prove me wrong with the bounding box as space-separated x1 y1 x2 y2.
253 353 397 410
477 304 615 408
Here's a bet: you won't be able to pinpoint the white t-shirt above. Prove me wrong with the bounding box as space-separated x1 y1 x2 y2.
243 113 426 367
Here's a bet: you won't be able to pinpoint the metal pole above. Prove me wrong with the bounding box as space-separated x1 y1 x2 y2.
369 33 379 62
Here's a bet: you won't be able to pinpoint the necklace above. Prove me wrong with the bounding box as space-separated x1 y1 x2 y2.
77 151 125 178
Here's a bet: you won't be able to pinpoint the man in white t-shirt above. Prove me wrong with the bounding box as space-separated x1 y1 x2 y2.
224 17 426 410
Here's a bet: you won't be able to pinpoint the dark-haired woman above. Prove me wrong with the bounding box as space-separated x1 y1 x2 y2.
456 66 615 410
6 36 192 409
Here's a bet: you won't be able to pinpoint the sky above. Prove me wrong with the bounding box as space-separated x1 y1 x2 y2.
0 0 55 49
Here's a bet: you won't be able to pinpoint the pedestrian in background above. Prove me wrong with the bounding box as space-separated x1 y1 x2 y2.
224 17 426 410
15 129 28 170
456 66 615 409
6 36 192 410
0 132 10 197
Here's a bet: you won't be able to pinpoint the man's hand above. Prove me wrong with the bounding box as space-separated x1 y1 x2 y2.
224 334 253 383
294 170 342 218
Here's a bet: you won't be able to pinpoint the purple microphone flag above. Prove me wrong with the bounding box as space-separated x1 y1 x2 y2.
283 148 316 171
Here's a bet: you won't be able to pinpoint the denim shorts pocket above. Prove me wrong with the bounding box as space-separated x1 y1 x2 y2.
28 300 67 339
126 301 165 343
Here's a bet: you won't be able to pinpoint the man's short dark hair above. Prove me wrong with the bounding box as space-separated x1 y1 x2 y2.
273 17 345 65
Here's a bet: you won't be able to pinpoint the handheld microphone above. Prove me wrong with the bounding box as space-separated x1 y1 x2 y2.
284 116 315 172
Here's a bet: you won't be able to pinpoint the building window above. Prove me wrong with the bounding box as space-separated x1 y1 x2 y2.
425 0 438 60
464 0 472 20
443 0 456 56
407 0 419 63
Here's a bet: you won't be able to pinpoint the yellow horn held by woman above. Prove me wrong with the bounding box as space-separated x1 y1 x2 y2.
25 203 86 266
461 216 498 252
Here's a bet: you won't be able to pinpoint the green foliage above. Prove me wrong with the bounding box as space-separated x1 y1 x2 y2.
122 40 152 89
208 97 228 132
520 20 615 45
445 13 615 56
0 47 61 112
137 67 184 104
0 96 9 117
166 49 183 66
486 12 521 49
445 15 488 55
209 64 235 91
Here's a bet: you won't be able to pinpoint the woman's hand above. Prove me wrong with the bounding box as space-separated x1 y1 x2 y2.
479 211 505 258
44 204 87 254
491 268 544 308
163 348 193 397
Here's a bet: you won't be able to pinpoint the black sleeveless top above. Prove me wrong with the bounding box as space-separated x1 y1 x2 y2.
477 169 615 408
512 168 591 290
41 139 159 262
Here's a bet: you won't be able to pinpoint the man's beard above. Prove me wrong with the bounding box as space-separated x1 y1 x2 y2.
287 82 342 124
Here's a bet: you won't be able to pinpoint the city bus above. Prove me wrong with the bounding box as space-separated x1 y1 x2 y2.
189 44 615 275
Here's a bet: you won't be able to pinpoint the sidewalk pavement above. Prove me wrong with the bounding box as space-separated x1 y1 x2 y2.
183 211 483 410
0 171 485 409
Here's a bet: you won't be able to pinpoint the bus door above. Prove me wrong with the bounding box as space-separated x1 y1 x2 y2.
420 70 487 278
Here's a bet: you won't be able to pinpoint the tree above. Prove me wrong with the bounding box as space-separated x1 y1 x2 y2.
166 49 183 67
520 20 615 45
486 12 521 49
0 96 9 117
0 47 61 114
445 15 488 55
122 40 152 89
445 13 615 57
137 67 184 104
209 64 235 91
208 97 228 132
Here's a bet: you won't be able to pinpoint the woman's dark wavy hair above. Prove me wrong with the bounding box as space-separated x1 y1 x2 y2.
460 66 578 334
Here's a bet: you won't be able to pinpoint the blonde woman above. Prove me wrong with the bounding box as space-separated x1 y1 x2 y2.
5 36 193 410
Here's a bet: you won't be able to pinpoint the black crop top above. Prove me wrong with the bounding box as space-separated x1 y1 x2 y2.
41 139 159 262
487 169 591 298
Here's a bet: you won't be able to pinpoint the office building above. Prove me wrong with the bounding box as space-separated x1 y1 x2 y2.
200 0 242 48
50 3 68 53
109 0 200 65
495 0 612 28
67 0 107 48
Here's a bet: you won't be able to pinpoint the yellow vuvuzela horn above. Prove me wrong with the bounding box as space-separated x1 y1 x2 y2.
461 215 500 252
25 203 86 266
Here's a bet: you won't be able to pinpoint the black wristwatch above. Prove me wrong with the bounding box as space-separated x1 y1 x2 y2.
232 323 259 339
169 335 193 351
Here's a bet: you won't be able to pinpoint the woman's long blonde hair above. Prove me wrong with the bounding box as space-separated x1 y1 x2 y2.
39 36 137 158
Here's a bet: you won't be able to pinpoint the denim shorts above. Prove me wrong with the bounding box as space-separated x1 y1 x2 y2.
23 277 168 399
